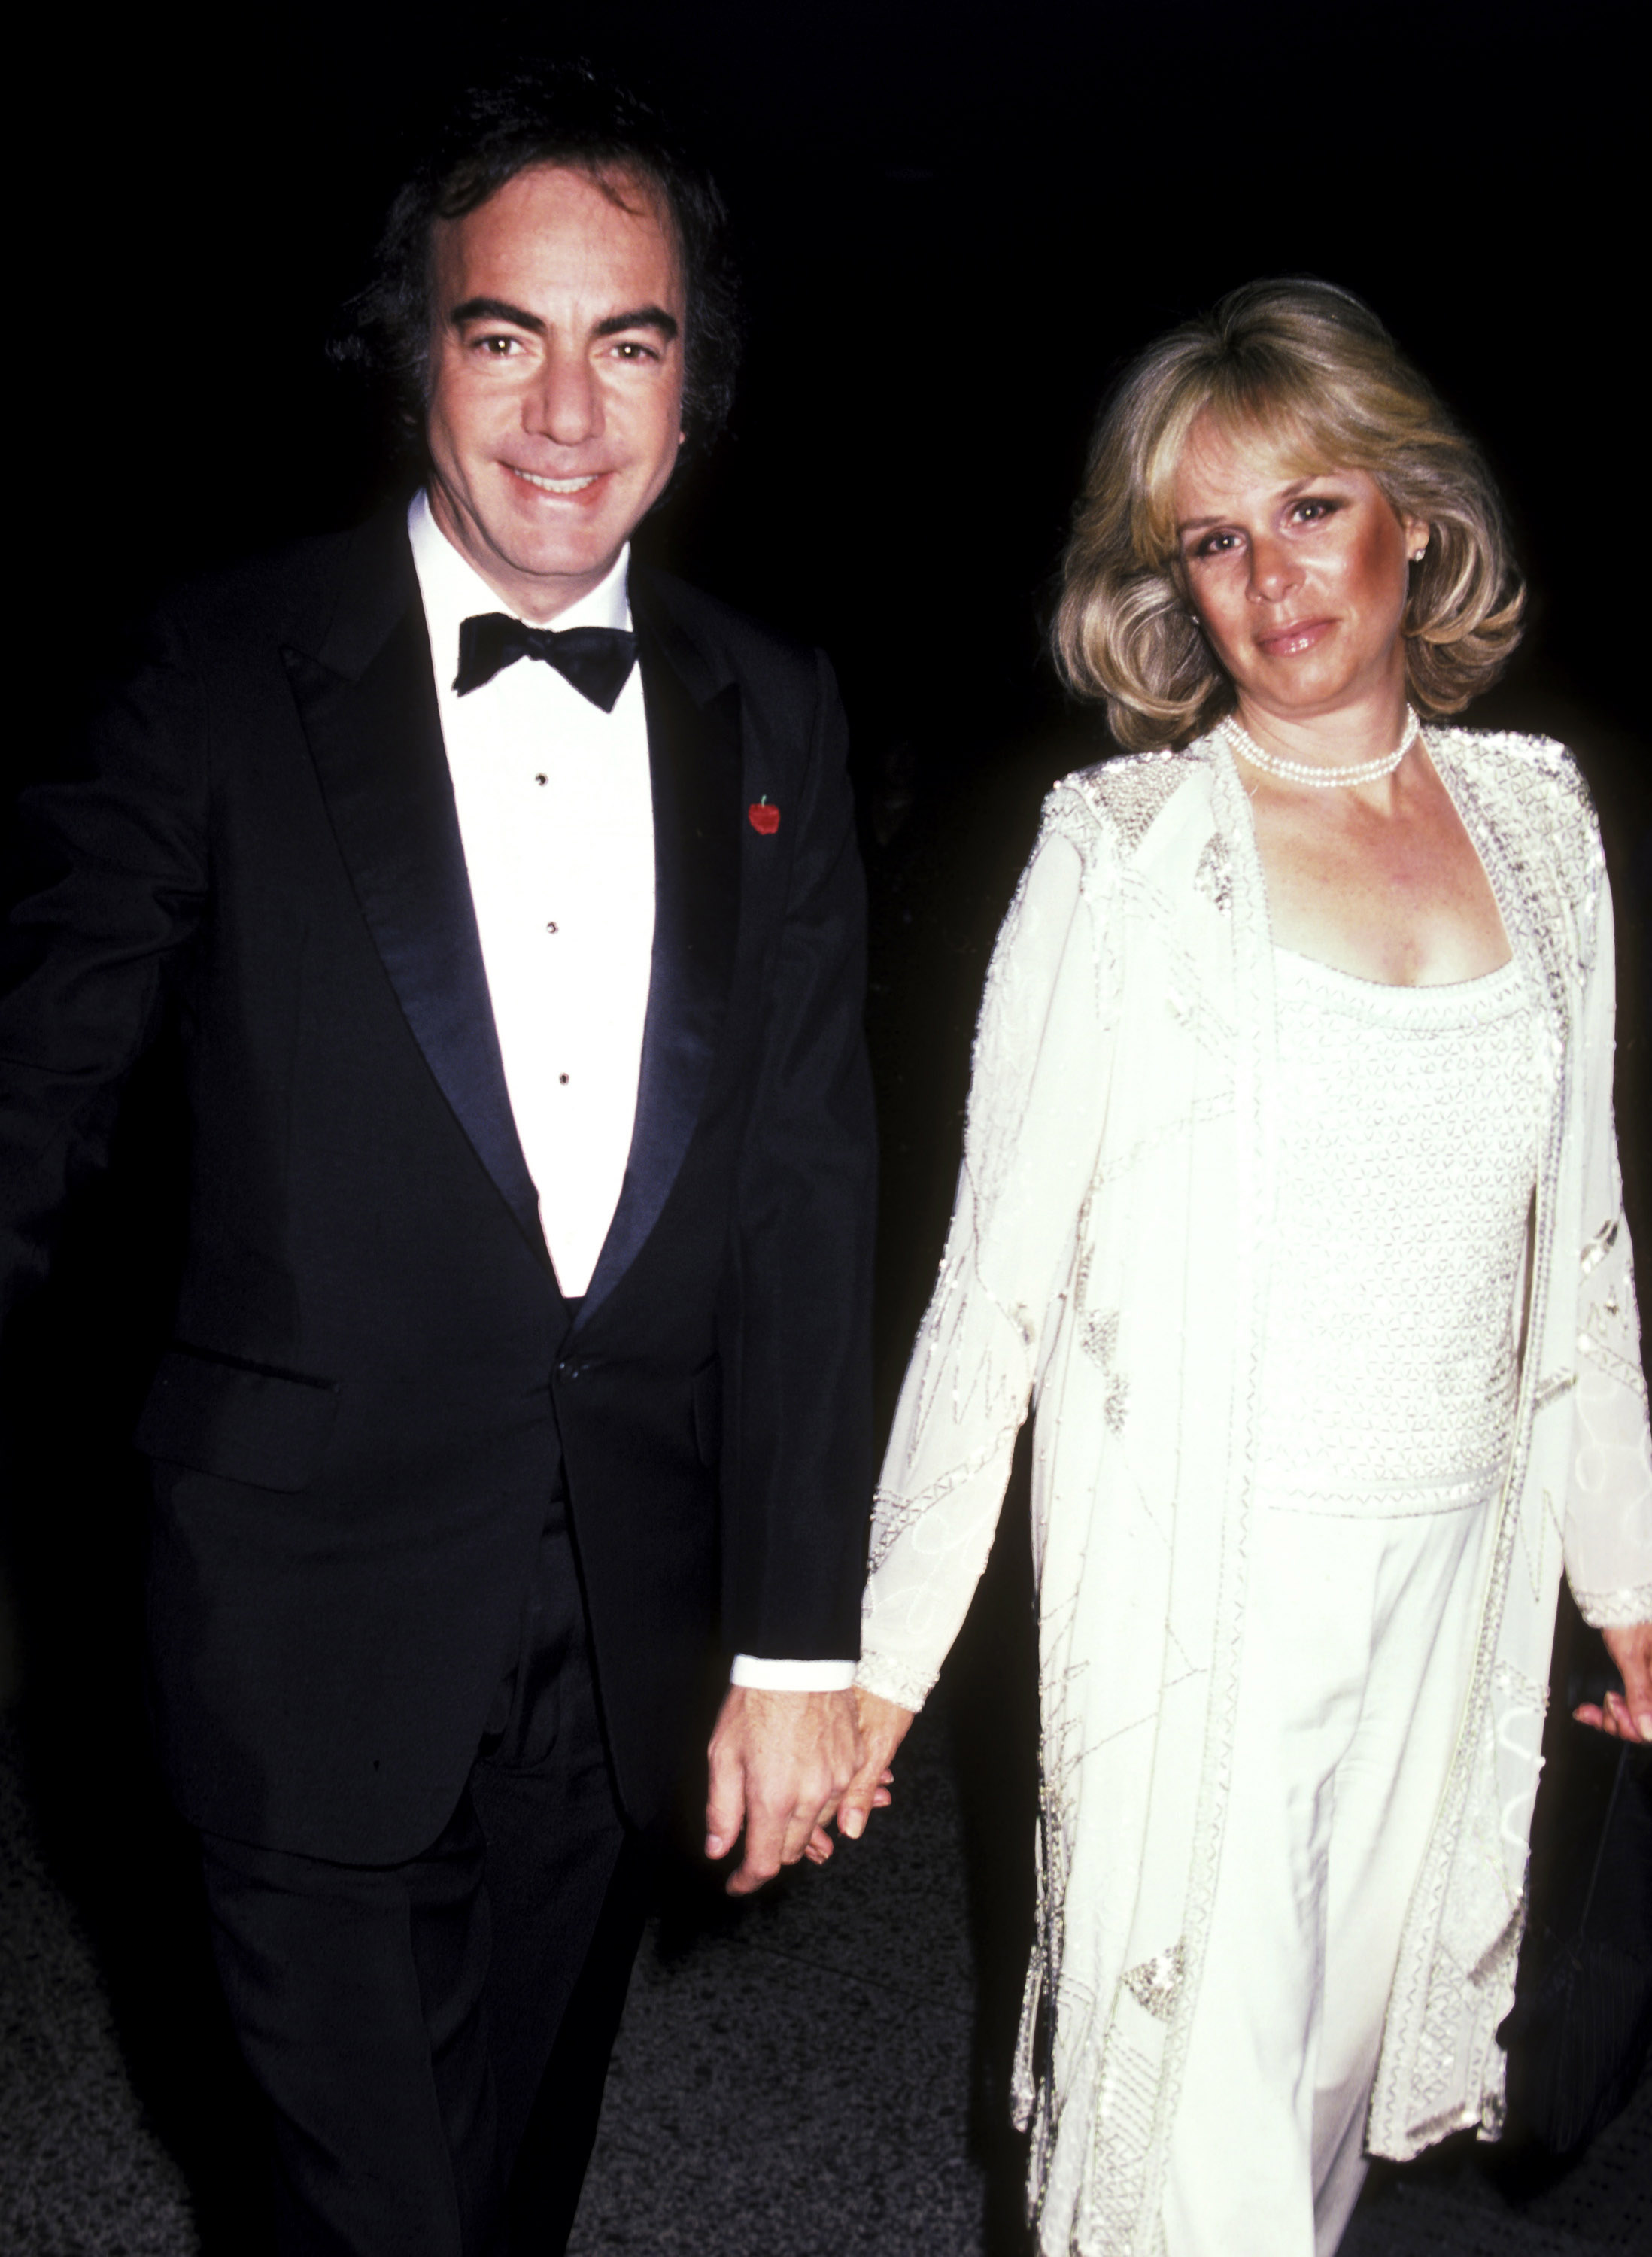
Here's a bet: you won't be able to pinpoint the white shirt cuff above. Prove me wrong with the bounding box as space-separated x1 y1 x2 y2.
730 1654 858 1691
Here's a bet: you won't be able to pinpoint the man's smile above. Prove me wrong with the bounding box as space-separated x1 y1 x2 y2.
508 467 604 495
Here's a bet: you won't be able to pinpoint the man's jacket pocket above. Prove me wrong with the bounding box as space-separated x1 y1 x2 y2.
135 1345 340 1493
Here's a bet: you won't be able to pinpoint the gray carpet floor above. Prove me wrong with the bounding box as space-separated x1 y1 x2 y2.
2 1708 1646 2255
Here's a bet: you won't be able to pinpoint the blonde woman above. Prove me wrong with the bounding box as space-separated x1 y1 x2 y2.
838 282 1652 2254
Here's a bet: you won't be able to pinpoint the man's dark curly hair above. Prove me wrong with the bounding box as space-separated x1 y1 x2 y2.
334 62 742 455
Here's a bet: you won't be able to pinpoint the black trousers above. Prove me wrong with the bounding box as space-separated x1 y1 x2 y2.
199 1495 647 2257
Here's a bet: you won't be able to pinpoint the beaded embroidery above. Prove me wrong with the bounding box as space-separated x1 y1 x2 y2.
1122 1942 1185 2023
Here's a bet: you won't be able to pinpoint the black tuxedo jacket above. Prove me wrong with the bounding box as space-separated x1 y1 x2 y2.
0 504 876 1863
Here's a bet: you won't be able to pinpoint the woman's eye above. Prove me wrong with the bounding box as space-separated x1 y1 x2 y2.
1293 497 1337 522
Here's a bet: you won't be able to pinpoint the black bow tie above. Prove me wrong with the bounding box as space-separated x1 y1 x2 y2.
454 614 637 710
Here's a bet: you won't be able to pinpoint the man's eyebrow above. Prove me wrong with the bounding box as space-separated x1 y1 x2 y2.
592 305 679 342
448 296 545 333
445 299 679 344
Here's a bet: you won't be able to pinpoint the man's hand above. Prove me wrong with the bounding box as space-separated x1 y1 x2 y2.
1573 1621 1652 1742
705 1687 863 1896
803 1685 916 1864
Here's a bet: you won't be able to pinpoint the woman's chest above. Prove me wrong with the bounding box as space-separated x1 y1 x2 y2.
1250 778 1511 987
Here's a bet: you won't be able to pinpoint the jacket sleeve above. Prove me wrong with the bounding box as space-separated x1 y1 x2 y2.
857 791 1119 1710
1563 867 1652 1627
0 609 210 1333
719 649 877 1660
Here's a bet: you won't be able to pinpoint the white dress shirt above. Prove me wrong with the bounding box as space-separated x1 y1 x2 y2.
409 491 652 1300
408 495 852 1693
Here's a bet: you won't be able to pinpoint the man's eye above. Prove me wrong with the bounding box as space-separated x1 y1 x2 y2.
476 336 521 357
611 340 657 363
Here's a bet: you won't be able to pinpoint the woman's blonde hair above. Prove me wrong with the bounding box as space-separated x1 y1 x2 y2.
1053 279 1526 751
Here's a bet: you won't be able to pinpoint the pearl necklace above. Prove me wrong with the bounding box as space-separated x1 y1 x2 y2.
1222 706 1420 788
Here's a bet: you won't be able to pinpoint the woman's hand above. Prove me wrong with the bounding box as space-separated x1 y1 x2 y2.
1572 1621 1652 1742
803 1687 917 1864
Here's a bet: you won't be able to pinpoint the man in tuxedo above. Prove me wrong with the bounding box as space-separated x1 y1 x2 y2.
0 69 874 2255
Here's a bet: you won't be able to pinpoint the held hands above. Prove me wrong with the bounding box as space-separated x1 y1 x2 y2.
703 1684 917 1891
1572 1621 1652 1744
805 1686 916 1866
705 1687 864 1895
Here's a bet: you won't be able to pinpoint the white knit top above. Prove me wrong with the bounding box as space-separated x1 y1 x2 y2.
1257 949 1546 1512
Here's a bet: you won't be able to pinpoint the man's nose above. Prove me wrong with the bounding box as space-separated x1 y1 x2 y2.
527 342 602 446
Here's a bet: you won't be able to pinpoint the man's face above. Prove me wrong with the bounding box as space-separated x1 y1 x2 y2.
424 163 687 621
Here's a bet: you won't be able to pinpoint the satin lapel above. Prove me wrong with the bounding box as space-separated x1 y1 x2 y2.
581 602 742 1317
284 522 551 1275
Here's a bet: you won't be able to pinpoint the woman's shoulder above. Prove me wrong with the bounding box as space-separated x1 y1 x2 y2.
1430 724 1590 809
1040 743 1216 862
1430 725 1604 887
1435 723 1586 790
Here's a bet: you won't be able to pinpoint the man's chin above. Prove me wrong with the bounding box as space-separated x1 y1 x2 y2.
472 524 628 610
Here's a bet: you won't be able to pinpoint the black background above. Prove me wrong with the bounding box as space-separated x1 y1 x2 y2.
20 0 1648 1329
6 3 1648 2244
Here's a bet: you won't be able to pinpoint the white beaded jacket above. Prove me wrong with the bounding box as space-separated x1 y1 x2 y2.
855 727 1652 2256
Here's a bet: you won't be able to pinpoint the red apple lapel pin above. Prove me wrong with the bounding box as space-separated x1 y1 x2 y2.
747 796 780 835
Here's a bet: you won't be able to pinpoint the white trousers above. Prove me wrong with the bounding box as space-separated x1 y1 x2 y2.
1162 1493 1499 2257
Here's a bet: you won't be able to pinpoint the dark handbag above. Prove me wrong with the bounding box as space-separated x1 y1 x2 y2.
1498 1587 1652 2155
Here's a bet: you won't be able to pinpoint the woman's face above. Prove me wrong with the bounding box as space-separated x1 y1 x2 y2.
1172 412 1427 729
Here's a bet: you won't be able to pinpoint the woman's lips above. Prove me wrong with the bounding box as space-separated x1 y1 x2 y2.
1255 616 1335 657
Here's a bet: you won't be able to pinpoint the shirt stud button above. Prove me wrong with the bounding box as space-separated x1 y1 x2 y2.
535 773 547 785
559 1073 569 1085
545 921 558 934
